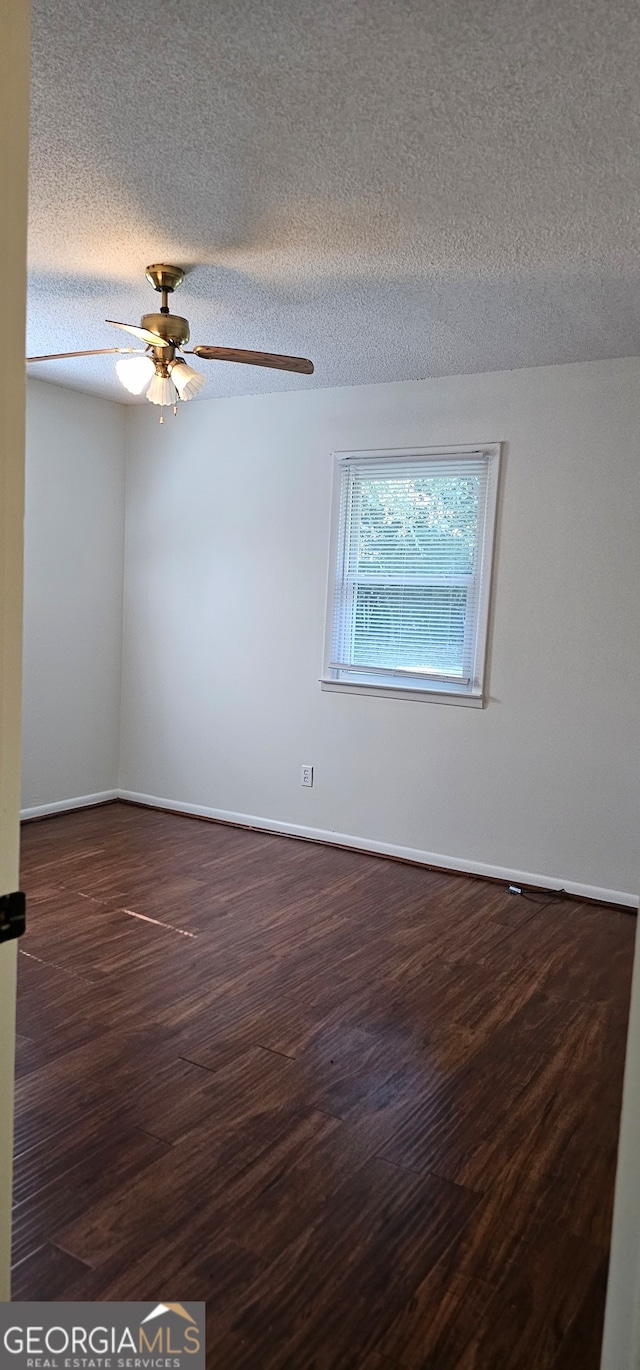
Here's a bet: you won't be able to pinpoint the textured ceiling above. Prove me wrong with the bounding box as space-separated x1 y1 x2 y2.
28 0 640 402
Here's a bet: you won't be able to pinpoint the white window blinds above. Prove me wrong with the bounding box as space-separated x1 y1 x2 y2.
327 449 497 697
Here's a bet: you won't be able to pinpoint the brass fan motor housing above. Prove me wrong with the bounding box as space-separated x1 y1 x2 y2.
141 312 190 347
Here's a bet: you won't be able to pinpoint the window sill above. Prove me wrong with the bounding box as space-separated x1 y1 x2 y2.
319 678 485 707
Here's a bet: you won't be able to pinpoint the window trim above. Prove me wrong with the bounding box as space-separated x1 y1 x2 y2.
321 442 502 706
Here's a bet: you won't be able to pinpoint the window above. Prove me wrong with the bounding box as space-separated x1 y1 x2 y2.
322 444 500 705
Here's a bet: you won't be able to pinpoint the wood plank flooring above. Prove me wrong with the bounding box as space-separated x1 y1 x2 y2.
13 801 636 1367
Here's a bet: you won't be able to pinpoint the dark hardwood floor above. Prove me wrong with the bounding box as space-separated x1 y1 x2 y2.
13 801 636 1368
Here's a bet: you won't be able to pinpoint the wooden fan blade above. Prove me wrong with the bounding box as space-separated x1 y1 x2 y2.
27 347 143 362
106 320 170 348
190 345 314 374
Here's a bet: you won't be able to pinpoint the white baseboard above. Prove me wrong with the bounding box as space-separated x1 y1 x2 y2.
20 785 638 909
119 789 639 910
20 790 118 821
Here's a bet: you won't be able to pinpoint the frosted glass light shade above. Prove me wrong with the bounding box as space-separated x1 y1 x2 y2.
115 354 155 394
147 372 178 406
170 359 206 401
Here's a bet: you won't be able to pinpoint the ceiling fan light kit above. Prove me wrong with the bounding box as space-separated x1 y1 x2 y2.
146 370 178 409
27 263 314 421
115 354 155 394
170 358 206 401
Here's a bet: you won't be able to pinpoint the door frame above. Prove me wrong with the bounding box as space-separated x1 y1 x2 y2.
0 0 30 1302
600 918 640 1367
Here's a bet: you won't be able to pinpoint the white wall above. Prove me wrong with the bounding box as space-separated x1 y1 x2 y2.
119 356 640 905
21 379 126 812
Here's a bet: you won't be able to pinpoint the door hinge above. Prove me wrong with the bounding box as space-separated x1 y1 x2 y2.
0 891 26 944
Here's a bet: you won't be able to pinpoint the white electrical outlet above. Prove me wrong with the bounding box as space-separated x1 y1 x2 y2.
301 765 314 787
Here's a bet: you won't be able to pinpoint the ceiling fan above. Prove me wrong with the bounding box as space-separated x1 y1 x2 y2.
27 264 314 420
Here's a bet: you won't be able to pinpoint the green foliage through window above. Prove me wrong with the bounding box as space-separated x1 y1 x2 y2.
356 476 480 578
